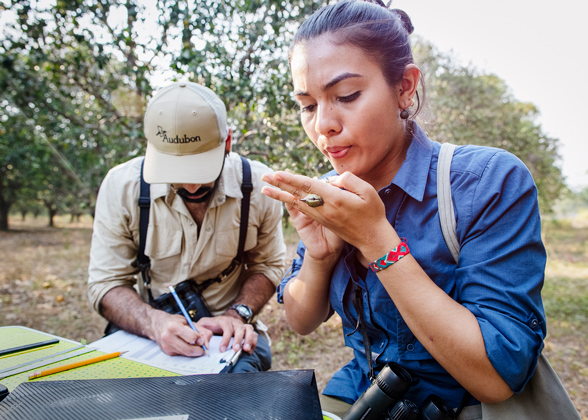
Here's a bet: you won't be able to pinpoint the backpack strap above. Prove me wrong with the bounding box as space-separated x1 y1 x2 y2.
236 155 253 265
190 156 252 292
137 158 154 303
438 143 460 264
438 143 473 416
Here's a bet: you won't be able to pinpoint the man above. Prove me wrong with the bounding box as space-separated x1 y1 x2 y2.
88 82 286 372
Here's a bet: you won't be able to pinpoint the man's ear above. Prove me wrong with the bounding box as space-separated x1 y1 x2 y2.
225 128 232 155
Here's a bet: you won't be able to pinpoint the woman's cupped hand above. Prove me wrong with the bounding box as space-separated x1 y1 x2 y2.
261 171 396 262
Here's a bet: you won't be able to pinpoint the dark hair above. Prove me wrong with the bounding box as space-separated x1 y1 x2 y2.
291 0 423 119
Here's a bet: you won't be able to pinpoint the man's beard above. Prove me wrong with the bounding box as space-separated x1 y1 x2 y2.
175 182 218 203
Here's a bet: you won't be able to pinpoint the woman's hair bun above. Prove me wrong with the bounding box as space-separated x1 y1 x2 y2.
392 9 414 35
362 1 414 34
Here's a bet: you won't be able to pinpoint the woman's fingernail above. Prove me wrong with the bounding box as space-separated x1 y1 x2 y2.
220 346 227 352
243 343 251 351
197 338 203 346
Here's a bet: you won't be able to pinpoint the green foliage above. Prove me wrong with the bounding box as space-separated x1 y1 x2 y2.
0 0 329 231
0 3 565 229
163 0 329 175
0 101 51 230
414 40 565 212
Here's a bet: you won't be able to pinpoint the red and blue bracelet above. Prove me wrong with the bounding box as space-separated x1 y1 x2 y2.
368 238 410 273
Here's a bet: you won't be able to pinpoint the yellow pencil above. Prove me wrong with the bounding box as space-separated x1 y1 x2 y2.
28 351 127 380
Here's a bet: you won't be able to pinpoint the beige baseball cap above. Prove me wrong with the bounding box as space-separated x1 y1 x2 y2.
143 82 228 184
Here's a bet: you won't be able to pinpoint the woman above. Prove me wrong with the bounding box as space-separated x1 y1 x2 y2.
261 1 546 418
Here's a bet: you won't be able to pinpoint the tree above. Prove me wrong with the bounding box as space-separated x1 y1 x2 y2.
1 2 564 220
1 0 329 217
414 40 565 212
0 102 45 230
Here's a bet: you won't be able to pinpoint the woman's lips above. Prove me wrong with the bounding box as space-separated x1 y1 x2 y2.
326 146 351 159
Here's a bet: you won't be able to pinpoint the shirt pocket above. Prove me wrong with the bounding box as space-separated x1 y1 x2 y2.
397 314 434 361
146 227 184 260
215 226 258 257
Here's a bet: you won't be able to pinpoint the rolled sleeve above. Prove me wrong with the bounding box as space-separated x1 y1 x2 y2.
456 151 546 392
87 162 141 313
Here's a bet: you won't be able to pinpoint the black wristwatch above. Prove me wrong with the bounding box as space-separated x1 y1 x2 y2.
229 303 253 324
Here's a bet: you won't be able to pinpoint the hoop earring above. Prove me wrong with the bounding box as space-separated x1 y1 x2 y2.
400 108 409 119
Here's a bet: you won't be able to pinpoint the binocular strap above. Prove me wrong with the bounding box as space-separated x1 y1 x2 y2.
351 284 376 382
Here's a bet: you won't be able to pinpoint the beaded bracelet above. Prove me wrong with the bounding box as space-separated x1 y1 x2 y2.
368 238 410 273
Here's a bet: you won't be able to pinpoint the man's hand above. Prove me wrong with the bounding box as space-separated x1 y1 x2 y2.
196 316 258 354
149 310 212 357
100 284 267 358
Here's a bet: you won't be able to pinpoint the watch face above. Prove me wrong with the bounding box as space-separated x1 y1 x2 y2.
234 304 252 322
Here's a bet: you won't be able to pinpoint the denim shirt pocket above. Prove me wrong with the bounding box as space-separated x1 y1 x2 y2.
397 311 435 361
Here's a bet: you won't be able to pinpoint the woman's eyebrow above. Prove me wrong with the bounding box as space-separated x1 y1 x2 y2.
324 72 362 91
293 72 363 97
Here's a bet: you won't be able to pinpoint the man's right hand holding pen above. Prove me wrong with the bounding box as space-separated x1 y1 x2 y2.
100 285 257 358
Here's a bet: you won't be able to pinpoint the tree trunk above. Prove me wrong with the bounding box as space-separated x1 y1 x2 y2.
0 170 12 231
0 202 9 231
21 210 26 221
44 201 57 227
48 208 57 227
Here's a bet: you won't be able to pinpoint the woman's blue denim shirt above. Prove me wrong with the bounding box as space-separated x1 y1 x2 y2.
277 124 546 407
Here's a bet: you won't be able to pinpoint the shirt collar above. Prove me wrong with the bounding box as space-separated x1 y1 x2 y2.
390 123 433 203
151 183 170 203
217 153 245 200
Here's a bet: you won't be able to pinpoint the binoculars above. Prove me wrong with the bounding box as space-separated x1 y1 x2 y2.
342 363 456 420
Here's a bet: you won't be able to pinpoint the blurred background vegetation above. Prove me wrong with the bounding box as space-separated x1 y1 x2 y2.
0 0 578 230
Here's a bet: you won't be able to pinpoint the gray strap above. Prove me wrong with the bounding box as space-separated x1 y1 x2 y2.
438 143 460 264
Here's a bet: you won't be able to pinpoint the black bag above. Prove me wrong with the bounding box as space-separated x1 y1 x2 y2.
104 156 252 336
149 278 213 322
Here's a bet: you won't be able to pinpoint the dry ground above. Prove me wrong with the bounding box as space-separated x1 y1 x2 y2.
0 214 586 417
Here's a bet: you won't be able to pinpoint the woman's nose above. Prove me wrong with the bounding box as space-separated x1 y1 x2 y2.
315 105 341 138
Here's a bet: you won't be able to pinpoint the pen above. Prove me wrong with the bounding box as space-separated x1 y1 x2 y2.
28 351 127 380
0 343 57 360
168 285 209 356
228 348 242 366
0 339 59 358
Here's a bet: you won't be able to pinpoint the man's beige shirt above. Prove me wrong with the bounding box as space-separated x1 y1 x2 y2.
88 153 287 316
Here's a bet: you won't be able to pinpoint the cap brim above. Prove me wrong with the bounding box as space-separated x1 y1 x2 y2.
143 141 226 184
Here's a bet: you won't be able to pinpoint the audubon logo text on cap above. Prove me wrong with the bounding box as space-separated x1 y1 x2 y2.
157 125 201 144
